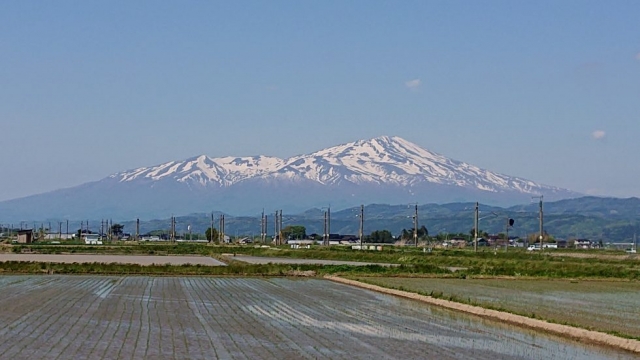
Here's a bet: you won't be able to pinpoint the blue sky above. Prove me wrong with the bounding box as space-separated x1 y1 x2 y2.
1 1 639 201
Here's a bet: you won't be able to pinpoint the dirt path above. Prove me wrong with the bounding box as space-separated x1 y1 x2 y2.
326 276 640 354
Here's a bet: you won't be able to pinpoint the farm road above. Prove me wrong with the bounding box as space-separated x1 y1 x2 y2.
0 253 226 266
226 254 398 266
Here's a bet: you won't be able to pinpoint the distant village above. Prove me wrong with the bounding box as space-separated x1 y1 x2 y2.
1 225 631 252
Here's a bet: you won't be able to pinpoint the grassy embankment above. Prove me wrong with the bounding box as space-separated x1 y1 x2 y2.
348 276 640 341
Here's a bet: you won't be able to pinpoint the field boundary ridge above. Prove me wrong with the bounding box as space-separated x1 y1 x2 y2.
325 275 640 354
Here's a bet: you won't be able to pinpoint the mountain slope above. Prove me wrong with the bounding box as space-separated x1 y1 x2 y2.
0 136 580 221
111 136 569 194
114 155 284 186
276 136 562 194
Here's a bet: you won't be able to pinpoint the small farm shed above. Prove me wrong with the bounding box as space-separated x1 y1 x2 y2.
17 229 34 244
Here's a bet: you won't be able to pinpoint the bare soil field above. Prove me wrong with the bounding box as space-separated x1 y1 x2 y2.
356 277 640 338
0 276 635 359
227 254 397 266
0 253 226 266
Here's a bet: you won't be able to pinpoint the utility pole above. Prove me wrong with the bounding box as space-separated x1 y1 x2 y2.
260 210 265 243
219 215 223 242
66 220 69 237
323 210 328 246
221 215 225 243
473 202 479 252
532 196 544 251
539 196 544 251
210 212 214 243
170 216 175 242
359 204 364 250
328 206 331 245
58 222 62 239
474 202 479 253
264 210 268 243
505 217 509 252
273 211 278 245
264 214 268 243
273 211 277 245
279 210 283 245
263 210 267 243
136 218 140 241
413 204 418 247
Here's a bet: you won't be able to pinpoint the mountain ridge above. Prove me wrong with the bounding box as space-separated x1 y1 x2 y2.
111 135 571 194
0 135 580 221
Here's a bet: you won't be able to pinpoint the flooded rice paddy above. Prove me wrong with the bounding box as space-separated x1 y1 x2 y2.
360 277 640 338
0 276 634 359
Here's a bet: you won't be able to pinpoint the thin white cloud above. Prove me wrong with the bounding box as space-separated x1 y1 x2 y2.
405 79 421 90
592 130 606 140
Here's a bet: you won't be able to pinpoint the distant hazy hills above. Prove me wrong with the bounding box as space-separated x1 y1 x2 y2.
0 136 580 221
122 196 640 243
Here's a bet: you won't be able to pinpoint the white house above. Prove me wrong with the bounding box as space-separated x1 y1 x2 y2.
84 234 103 245
44 233 75 240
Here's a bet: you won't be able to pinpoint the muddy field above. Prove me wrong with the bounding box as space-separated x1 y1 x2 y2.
0 254 226 266
0 276 634 359
358 277 640 338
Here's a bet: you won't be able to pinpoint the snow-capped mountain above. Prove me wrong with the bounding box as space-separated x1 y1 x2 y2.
111 136 564 195
114 155 284 186
0 136 579 221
